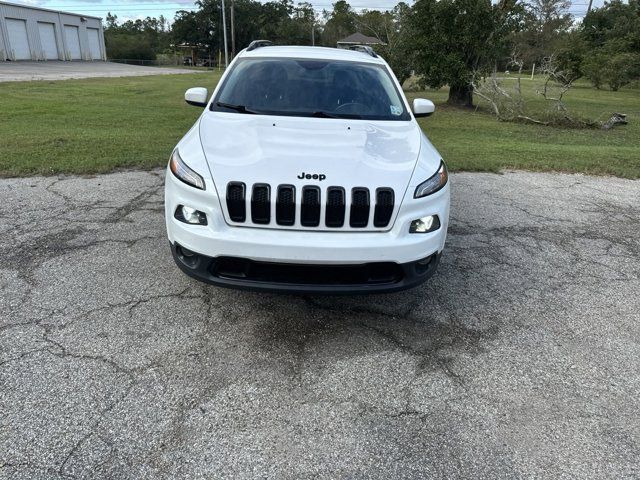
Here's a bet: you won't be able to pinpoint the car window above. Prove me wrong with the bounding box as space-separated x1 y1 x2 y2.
212 57 411 121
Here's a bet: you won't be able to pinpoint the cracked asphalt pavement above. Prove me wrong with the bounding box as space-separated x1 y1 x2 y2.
1 170 639 479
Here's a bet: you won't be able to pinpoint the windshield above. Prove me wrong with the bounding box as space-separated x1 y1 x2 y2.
211 58 411 121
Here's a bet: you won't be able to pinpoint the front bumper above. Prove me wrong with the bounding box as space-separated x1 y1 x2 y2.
165 168 449 265
165 166 449 293
171 242 441 294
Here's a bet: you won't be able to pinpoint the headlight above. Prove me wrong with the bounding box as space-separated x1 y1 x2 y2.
169 150 205 190
414 161 448 198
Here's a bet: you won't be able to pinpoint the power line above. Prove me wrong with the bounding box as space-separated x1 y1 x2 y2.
42 1 394 10
40 0 600 16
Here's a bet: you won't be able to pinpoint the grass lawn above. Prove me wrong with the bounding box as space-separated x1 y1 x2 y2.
0 72 638 178
410 77 640 178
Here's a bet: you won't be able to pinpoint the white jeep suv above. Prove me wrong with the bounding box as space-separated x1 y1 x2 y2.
165 41 450 293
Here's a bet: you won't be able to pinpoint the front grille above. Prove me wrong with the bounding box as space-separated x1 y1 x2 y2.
350 188 370 228
226 182 246 222
276 185 296 226
301 186 321 227
225 182 395 229
251 184 270 224
325 187 345 228
374 188 394 227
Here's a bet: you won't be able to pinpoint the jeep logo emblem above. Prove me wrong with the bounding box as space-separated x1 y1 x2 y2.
297 172 326 181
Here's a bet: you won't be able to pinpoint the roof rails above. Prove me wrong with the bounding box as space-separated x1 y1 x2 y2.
247 40 274 51
347 45 378 58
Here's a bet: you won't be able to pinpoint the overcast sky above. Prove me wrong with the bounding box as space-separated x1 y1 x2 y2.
11 0 607 24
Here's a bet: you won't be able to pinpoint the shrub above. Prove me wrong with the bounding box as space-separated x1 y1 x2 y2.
583 52 640 91
105 33 155 61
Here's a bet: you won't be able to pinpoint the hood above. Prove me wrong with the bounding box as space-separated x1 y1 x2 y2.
199 112 423 231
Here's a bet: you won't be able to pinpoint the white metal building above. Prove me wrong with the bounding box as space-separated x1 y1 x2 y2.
0 1 105 61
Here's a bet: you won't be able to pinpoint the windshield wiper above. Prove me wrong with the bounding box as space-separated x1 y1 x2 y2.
215 102 260 114
311 111 362 119
311 111 340 118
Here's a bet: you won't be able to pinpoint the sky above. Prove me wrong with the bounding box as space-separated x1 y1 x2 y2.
9 0 608 24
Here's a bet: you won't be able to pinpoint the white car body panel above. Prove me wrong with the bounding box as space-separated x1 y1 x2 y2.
165 45 450 292
198 113 434 231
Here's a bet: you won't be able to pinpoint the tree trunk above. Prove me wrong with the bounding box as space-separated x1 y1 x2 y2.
447 83 474 108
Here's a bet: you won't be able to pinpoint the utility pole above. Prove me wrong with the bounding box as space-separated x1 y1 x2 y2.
230 0 236 58
587 0 594 13
220 0 229 68
311 21 315 46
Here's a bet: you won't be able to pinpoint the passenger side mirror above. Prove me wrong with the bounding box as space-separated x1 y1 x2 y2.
185 87 209 107
413 98 435 118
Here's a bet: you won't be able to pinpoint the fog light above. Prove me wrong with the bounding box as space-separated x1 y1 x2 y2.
179 245 195 257
410 215 440 233
175 205 207 225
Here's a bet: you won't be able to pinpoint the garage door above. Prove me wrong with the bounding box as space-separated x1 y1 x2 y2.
64 25 81 60
6 18 31 60
87 28 101 60
38 22 59 60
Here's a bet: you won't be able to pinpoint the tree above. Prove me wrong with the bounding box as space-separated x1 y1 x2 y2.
512 0 573 67
409 0 525 107
354 3 414 85
321 1 356 46
103 12 171 60
579 0 640 90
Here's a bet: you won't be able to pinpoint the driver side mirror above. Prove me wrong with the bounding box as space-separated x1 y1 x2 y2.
185 87 209 107
413 98 435 118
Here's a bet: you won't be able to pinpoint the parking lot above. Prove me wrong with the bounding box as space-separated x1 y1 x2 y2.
0 62 204 82
1 170 638 478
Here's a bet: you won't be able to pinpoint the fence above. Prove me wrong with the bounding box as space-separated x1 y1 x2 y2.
109 54 220 69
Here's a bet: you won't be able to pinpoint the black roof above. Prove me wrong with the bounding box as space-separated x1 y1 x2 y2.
337 32 384 45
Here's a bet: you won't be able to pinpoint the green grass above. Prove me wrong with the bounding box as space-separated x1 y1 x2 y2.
0 73 221 177
409 78 640 178
1 73 639 178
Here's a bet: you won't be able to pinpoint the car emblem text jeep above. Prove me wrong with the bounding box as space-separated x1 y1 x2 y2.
298 172 326 181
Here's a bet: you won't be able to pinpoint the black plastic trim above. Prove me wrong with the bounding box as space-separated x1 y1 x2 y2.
349 187 370 228
276 184 296 226
301 186 321 227
170 242 441 294
246 39 273 51
325 186 346 228
374 187 394 228
251 183 271 224
226 182 247 222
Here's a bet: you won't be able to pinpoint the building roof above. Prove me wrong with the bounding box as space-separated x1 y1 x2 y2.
0 1 102 20
239 45 386 65
336 32 385 45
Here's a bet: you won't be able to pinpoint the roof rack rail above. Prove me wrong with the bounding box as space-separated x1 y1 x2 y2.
347 45 378 58
247 40 274 51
